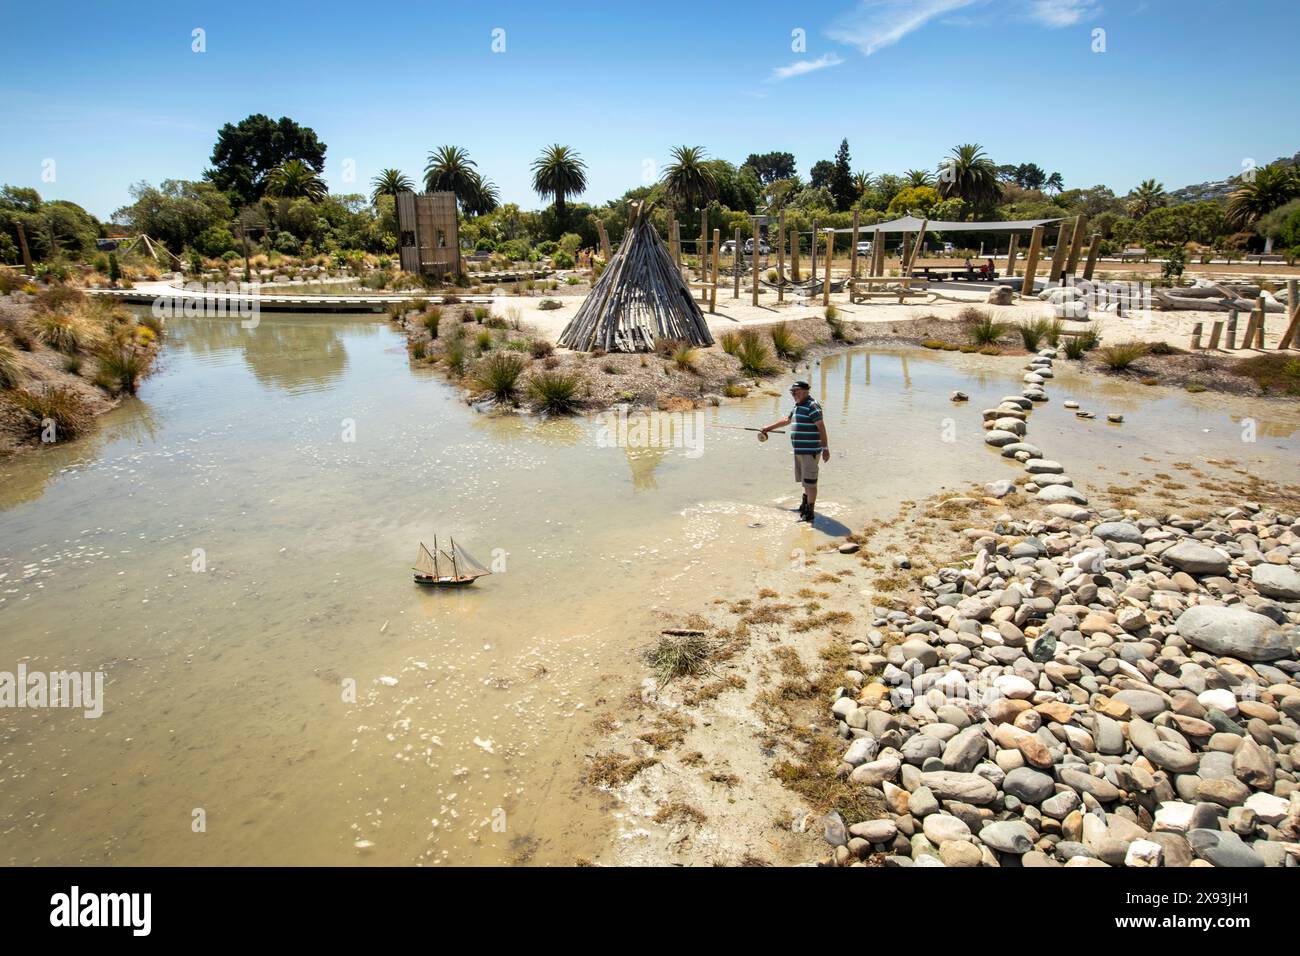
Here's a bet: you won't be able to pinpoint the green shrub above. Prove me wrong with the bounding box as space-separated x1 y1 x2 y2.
95 347 147 394
475 329 494 352
770 322 804 360
965 310 1009 346
1018 317 1056 352
527 369 582 413
8 385 92 439
736 330 778 376
0 342 21 388
472 351 528 402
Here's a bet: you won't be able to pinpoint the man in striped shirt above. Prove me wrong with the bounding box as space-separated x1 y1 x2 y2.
759 380 829 522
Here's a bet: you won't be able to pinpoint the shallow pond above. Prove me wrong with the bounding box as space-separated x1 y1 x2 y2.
1 313 1296 865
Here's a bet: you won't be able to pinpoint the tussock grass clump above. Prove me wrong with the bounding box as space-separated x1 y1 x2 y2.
1062 337 1087 360
7 386 92 440
32 284 84 314
646 633 713 683
526 369 582 413
471 351 528 402
672 344 697 371
95 346 147 394
1076 322 1103 350
719 330 741 355
529 338 554 359
1234 354 1300 396
421 307 442 338
0 342 21 389
735 330 778 376
1018 317 1057 351
1098 340 1149 370
34 312 96 354
475 329 494 352
825 305 850 342
769 322 804 360
963 309 1009 346
723 382 749 398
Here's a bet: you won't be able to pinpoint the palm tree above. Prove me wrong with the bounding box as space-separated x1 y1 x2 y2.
464 172 500 217
531 144 587 222
905 168 934 188
1045 171 1065 195
936 144 1000 211
370 168 413 205
423 145 481 210
851 171 874 197
1126 179 1166 218
1226 163 1300 229
660 146 718 212
264 159 328 202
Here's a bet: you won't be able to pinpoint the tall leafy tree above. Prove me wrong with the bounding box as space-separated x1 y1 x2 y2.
660 146 717 212
830 139 855 211
742 151 796 185
464 172 500 217
531 144 587 222
904 168 935 188
264 159 328 202
851 171 874 198
1226 163 1300 229
936 144 1001 213
207 114 326 206
370 168 413 204
1045 171 1065 195
809 160 835 191
1126 179 1167 218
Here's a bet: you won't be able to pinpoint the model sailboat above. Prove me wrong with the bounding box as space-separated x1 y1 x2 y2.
413 536 492 587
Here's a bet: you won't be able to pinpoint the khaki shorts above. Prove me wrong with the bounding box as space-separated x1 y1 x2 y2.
793 453 820 484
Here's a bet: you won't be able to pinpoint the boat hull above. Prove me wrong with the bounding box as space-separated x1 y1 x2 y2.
413 574 478 588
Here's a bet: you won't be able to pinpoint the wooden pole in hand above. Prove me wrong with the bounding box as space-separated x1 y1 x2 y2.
1021 225 1044 296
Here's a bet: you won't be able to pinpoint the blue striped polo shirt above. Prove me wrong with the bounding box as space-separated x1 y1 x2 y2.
789 398 824 454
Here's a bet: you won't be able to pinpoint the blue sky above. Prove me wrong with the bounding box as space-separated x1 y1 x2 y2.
2 0 1297 220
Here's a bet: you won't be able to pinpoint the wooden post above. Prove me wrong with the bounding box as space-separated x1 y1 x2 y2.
900 232 910 278
671 220 681 273
1190 321 1203 350
1279 279 1300 349
1082 234 1102 281
850 209 860 278
1065 214 1088 276
907 220 929 276
733 226 741 299
871 229 883 278
1021 225 1044 296
751 217 760 307
1226 310 1238 350
777 212 786 304
1048 221 1072 284
810 219 819 282
710 228 720 312
596 221 611 262
823 230 833 307
1005 233 1019 279
1252 294 1267 348
1207 320 1224 351
15 222 33 273
699 209 708 302
790 228 800 284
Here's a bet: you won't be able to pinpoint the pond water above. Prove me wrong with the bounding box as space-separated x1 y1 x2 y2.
1 313 1297 865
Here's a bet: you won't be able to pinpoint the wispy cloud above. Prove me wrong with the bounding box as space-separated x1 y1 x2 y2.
1026 0 1102 27
828 0 983 57
768 53 845 82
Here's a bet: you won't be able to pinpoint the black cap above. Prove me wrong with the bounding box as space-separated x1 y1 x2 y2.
791 381 811 390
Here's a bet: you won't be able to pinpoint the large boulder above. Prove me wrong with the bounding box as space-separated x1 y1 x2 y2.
1162 541 1230 576
1175 605 1295 662
1251 564 1300 601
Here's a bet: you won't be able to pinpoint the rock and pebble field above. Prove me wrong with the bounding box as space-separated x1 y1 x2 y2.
822 347 1300 867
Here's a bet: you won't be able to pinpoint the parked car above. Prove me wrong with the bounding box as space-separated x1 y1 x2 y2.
855 240 873 255
942 241 955 255
743 238 771 254
721 240 737 255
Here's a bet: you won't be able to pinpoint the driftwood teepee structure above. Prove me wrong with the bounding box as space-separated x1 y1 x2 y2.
559 202 714 353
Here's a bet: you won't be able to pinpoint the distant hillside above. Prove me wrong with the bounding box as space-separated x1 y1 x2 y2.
1168 152 1299 205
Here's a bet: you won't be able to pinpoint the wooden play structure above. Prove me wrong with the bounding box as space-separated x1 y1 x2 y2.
1187 279 1300 352
395 191 460 279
